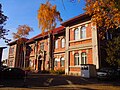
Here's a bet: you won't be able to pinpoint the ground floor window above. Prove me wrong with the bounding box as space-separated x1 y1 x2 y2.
29 60 33 67
60 57 65 67
74 53 80 65
54 58 58 67
81 52 87 64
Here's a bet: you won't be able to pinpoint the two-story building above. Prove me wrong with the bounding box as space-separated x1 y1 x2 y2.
61 13 99 75
8 38 28 68
8 13 105 76
25 26 65 71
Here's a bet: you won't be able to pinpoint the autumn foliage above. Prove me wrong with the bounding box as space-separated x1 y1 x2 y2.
85 0 120 32
38 1 62 33
13 25 33 39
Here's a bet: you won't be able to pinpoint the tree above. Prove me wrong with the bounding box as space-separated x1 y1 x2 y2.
105 34 120 67
0 4 10 43
37 1 62 70
85 0 120 36
13 25 33 40
38 1 62 33
13 25 33 68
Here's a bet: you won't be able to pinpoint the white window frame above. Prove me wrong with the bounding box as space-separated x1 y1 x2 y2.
60 57 65 67
74 28 79 40
29 60 33 67
54 58 58 67
55 39 58 49
74 53 80 65
61 38 65 48
81 52 87 64
80 26 86 39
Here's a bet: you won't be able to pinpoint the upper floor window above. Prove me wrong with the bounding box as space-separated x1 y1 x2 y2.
61 38 65 48
40 42 44 50
55 39 58 49
60 57 65 67
74 53 80 65
74 28 79 40
80 26 86 39
81 52 87 64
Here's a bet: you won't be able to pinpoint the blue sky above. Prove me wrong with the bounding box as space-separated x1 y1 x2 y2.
0 0 85 60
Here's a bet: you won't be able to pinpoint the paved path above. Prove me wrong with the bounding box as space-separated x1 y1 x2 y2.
0 74 120 90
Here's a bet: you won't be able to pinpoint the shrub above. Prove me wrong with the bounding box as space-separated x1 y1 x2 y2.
41 70 50 74
50 69 65 75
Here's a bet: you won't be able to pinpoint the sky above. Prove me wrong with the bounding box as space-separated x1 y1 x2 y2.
0 0 85 60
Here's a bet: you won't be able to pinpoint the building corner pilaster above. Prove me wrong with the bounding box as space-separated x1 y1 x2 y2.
65 26 70 75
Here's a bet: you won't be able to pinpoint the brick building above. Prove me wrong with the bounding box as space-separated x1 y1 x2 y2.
25 26 65 71
8 38 28 68
61 13 99 75
8 13 104 75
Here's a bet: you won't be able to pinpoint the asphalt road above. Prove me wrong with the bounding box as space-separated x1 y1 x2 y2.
0 74 120 90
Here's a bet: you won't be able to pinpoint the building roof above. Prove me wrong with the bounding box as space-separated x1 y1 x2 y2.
26 34 42 44
61 13 91 26
26 26 65 44
52 26 65 34
0 47 7 49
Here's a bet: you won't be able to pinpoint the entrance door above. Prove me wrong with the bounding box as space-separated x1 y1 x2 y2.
38 60 42 71
38 55 42 71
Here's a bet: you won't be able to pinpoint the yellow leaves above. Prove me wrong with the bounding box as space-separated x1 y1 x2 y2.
38 1 62 33
85 0 120 31
12 25 33 40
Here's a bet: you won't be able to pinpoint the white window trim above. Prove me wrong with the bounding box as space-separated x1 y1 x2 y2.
60 57 65 67
81 52 87 64
74 53 80 66
55 40 58 49
80 26 86 39
74 28 79 40
61 38 65 48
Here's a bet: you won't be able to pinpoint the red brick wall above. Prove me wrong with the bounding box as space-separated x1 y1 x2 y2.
70 39 92 46
87 49 93 64
54 35 65 71
69 49 93 66
54 36 65 53
69 23 92 41
86 23 92 38
70 67 81 72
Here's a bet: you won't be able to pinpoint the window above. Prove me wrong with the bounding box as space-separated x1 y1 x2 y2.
29 60 33 67
74 28 79 40
81 26 86 39
40 42 44 50
54 58 58 67
61 38 65 48
55 40 58 49
74 53 80 65
60 57 65 67
81 52 87 64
